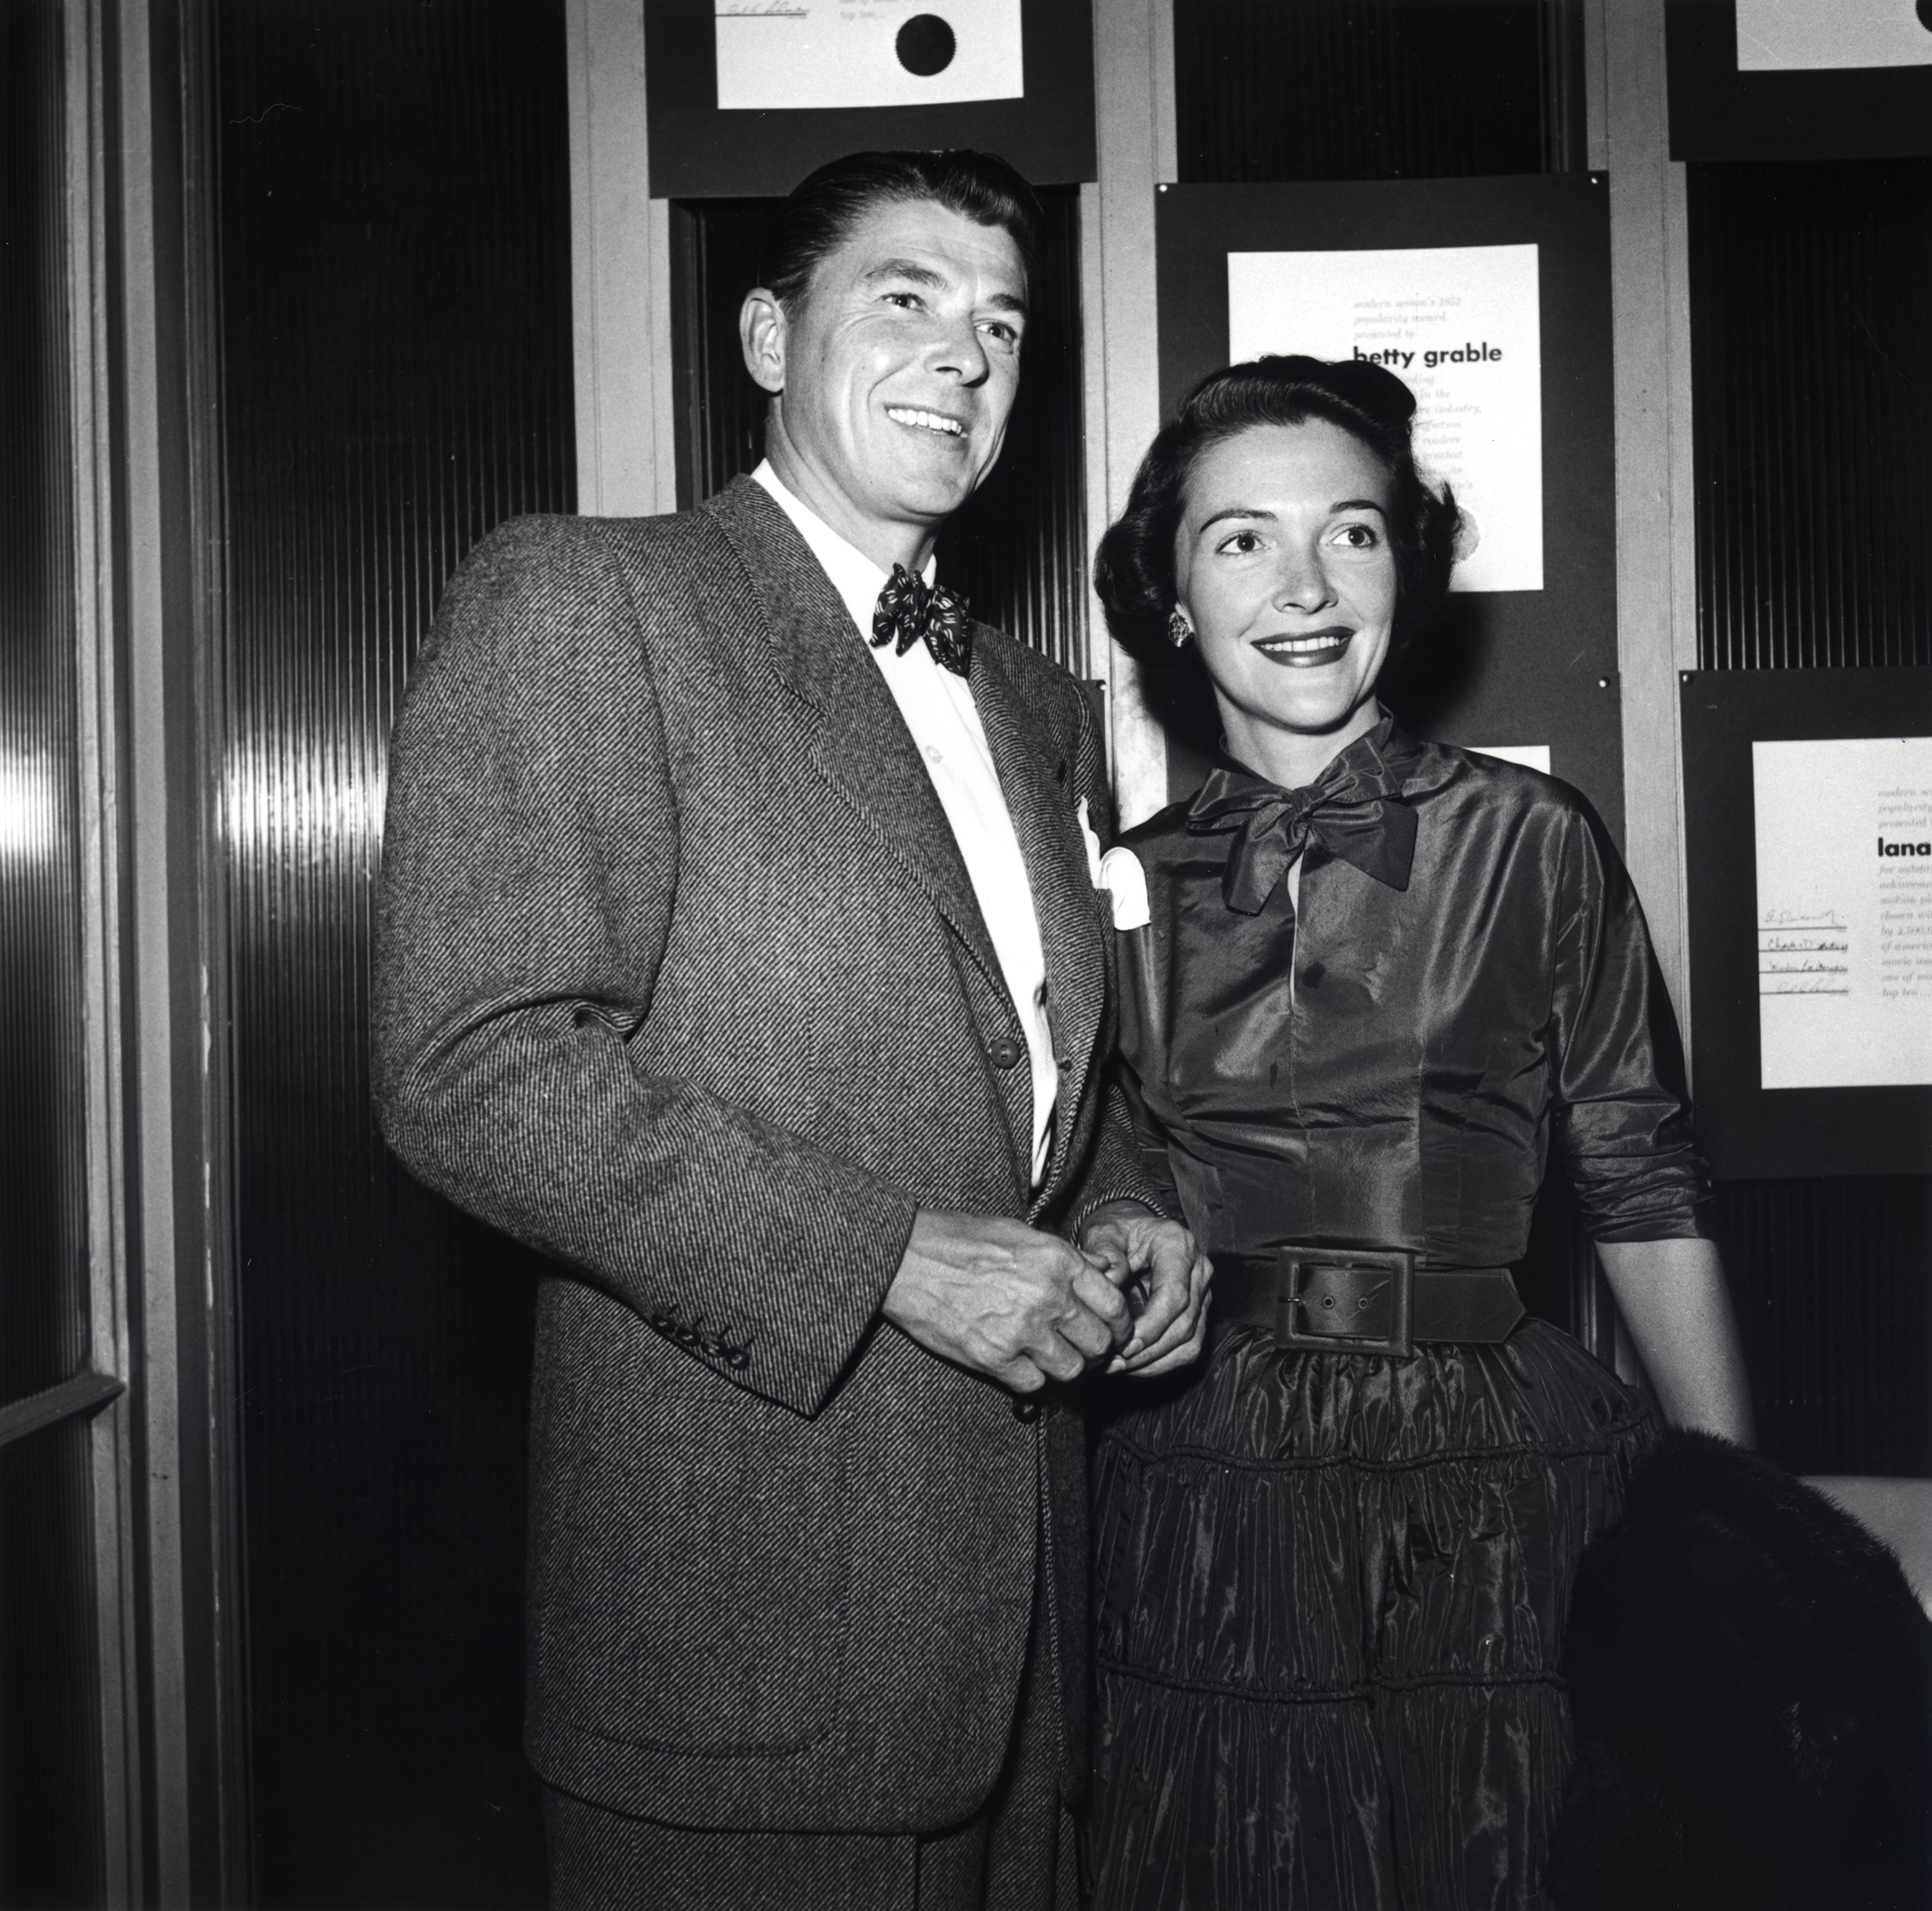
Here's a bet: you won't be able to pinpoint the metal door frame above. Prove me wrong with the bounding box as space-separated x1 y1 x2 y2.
5 1 247 1902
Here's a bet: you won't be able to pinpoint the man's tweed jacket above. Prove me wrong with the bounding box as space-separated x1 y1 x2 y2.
372 476 1160 1835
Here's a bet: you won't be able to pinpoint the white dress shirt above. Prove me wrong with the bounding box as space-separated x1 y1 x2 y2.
752 460 1057 1185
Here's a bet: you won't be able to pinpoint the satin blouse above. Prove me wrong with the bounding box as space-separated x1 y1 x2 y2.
1115 718 1707 1268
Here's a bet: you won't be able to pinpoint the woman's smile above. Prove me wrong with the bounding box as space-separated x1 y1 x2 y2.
1251 626 1354 667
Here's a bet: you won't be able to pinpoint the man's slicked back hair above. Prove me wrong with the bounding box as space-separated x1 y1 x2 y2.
758 149 1044 312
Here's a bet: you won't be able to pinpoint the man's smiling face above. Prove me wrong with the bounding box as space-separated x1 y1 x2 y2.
742 195 1029 569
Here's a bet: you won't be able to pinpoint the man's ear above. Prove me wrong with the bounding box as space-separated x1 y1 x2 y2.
740 288 787 395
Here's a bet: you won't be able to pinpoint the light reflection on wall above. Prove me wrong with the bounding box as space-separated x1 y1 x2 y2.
0 751 61 861
221 745 388 863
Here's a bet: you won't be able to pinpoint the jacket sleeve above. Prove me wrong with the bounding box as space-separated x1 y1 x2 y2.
372 516 918 1417
1057 680 1176 1233
1549 798 1711 1244
1067 1074 1179 1233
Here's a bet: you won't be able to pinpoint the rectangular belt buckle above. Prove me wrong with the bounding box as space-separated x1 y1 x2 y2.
1274 1248 1415 1357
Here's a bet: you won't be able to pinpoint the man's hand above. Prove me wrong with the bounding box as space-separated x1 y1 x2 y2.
883 1210 1134 1393
1078 1201 1211 1377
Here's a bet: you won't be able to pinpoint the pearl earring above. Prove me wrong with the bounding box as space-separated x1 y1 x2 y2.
1167 609 1192 649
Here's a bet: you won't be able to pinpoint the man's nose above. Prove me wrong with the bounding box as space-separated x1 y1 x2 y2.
931 315 990 386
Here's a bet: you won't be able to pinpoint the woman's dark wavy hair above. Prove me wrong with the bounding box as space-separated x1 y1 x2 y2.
759 149 1044 309
1093 355 1462 745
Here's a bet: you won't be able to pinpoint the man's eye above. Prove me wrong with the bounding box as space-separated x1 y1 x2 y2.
980 320 1020 347
883 291 923 310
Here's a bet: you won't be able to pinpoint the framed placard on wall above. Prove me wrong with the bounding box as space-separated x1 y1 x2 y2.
1681 667 1932 1180
1155 175 1622 840
1668 0 1932 161
643 0 1095 199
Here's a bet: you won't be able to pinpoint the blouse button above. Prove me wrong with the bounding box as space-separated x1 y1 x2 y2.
988 1036 1024 1069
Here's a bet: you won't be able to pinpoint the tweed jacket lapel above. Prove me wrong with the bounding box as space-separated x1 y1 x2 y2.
968 642 1106 1207
701 476 1007 1002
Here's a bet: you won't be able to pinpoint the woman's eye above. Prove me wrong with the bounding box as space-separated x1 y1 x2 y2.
1330 522 1380 549
1215 528 1263 556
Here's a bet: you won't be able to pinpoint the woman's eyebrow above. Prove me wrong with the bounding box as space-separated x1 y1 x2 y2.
1197 506 1276 531
1197 497 1389 533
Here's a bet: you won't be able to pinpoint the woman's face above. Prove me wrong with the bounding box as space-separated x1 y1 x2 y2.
1173 418 1399 748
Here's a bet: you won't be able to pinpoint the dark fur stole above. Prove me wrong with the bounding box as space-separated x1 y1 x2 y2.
1550 1431 1932 1911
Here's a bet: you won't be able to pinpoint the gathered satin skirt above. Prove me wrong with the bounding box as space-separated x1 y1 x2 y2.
1088 1319 1656 1911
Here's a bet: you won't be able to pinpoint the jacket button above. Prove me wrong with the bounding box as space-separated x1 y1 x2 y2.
1012 1394 1041 1423
988 1036 1024 1070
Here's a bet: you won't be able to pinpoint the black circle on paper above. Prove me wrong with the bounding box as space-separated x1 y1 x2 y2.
1919 0 1932 32
897 14 957 77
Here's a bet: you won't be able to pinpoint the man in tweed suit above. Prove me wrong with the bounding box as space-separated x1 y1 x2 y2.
373 150 1208 1909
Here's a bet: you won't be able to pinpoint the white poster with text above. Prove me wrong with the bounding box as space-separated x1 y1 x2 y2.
1734 0 1932 72
1753 735 1932 1089
1226 243 1543 593
714 2 1024 112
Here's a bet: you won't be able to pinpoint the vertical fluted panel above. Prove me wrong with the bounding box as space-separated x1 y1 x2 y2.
213 1 570 1900
0 8 102 1897
1689 159 1932 672
1173 0 1555 184
671 187 1090 673
1710 1178 1932 1475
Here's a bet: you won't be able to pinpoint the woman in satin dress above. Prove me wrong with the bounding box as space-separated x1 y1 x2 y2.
1086 356 1756 1911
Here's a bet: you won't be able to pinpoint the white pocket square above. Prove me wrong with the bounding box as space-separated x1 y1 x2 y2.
1098 846 1151 931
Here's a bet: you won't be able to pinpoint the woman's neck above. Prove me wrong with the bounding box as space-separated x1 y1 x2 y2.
1219 697 1384 792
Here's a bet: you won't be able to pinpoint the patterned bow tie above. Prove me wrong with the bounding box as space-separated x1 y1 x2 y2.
873 563 972 678
1187 752 1416 915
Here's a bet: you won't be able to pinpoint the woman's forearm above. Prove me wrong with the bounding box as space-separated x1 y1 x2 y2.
1597 1237 1757 1446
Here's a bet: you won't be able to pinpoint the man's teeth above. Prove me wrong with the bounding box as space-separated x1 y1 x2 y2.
886 407 964 436
1258 632 1350 654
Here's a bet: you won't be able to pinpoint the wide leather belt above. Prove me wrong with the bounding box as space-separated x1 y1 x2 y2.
1208 1247 1525 1358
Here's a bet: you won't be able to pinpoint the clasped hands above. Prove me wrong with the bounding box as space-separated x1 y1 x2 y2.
883 1200 1211 1394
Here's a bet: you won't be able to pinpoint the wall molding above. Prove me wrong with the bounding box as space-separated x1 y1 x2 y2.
567 0 677 517
1600 0 1698 1045
1088 0 1174 823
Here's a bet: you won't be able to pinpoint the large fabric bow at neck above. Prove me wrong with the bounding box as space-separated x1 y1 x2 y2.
1187 752 1417 915
873 563 972 678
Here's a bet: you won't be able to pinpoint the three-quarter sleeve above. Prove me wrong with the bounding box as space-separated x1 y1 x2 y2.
1548 802 1711 1242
